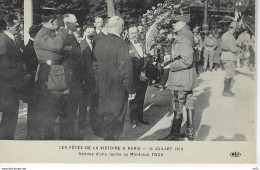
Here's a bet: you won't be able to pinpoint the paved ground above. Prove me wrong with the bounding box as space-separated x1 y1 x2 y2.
1 67 256 141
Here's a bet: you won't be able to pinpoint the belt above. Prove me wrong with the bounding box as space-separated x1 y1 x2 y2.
38 60 62 65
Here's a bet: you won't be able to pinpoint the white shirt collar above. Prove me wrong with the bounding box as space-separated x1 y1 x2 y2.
96 29 101 34
109 31 121 38
85 38 92 44
29 37 35 41
4 31 15 41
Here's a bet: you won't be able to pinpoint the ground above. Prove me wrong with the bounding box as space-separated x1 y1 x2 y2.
2 67 256 141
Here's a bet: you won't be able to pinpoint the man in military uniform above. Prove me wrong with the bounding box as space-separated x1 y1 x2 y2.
203 30 217 72
221 21 241 97
34 10 77 140
159 21 198 141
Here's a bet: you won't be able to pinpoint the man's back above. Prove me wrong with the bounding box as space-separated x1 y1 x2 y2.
94 33 135 114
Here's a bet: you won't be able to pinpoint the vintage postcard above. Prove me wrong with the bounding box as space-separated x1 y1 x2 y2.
0 0 257 164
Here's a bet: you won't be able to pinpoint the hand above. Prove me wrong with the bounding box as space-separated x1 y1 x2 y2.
128 93 136 101
140 72 149 82
161 62 165 67
57 15 65 28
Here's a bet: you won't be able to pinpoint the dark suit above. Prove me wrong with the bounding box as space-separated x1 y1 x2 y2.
79 39 96 129
94 33 135 140
128 40 148 123
92 31 105 82
0 32 23 140
22 39 40 139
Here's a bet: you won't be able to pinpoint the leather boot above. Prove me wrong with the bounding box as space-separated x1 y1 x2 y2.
223 78 235 97
186 109 195 141
158 111 183 141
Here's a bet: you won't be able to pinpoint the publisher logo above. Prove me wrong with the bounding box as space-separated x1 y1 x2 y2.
230 151 241 157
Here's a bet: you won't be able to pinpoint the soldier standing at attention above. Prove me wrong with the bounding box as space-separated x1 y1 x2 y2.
221 21 241 97
203 30 217 72
159 21 198 141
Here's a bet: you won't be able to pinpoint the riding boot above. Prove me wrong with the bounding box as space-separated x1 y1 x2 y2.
186 109 195 141
158 91 183 141
223 78 235 97
158 111 183 141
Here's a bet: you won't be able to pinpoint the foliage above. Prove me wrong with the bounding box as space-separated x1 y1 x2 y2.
140 2 190 57
0 0 23 20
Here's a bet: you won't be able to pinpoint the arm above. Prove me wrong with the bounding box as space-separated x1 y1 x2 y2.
169 38 193 72
118 42 136 94
41 27 68 52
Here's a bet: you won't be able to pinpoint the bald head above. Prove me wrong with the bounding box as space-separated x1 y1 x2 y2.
108 16 124 35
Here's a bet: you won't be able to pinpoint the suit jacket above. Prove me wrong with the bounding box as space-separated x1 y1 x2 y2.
23 39 38 75
80 39 95 90
167 27 198 91
93 31 105 48
94 33 135 115
0 32 23 87
128 40 146 86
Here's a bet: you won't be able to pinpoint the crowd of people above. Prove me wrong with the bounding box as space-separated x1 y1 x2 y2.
0 10 255 141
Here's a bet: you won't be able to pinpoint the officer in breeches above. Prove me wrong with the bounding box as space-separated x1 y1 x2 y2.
159 21 198 141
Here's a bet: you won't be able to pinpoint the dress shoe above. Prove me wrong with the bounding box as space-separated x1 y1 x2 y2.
158 134 179 141
131 120 140 126
138 120 150 125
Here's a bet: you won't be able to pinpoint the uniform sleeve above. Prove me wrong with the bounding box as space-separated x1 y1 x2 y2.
41 27 68 52
118 42 136 94
169 38 193 72
213 38 218 50
230 37 241 54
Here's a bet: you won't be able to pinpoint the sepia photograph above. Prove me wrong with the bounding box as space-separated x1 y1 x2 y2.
0 0 257 164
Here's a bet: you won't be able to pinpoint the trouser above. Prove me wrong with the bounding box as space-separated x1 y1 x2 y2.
27 96 41 140
159 68 170 87
171 90 194 111
78 84 89 127
79 83 97 128
0 84 19 140
203 51 215 70
194 62 199 74
222 60 236 79
129 81 148 122
38 92 78 140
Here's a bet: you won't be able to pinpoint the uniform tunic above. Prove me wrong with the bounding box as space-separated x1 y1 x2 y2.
203 36 217 69
166 27 198 111
221 30 241 79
